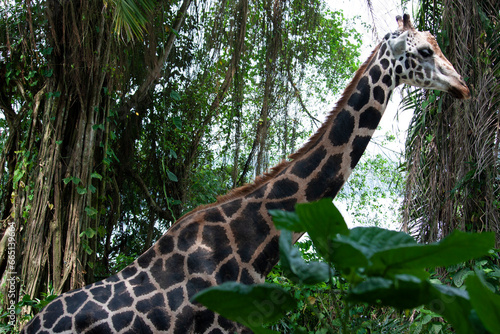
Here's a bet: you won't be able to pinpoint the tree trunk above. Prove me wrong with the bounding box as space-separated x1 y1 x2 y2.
0 1 193 320
17 1 114 297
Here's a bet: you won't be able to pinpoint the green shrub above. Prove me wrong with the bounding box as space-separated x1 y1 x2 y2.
193 198 499 334
0 285 58 334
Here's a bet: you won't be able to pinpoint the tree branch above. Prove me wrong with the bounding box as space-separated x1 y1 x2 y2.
286 67 320 126
186 0 248 171
126 166 174 222
135 0 191 102
120 0 192 114
0 101 17 129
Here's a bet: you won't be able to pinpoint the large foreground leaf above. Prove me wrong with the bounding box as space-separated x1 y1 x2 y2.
295 198 349 262
192 282 296 334
349 274 433 309
369 230 495 273
331 227 415 270
330 227 494 277
269 209 303 232
349 274 479 334
466 273 500 333
425 283 478 334
270 199 349 263
279 229 332 285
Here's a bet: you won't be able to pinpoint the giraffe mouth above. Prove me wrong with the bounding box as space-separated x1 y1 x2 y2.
448 82 471 99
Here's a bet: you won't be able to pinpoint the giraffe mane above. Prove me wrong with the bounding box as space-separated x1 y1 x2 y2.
177 42 382 222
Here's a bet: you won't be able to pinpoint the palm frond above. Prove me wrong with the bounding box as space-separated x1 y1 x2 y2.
106 0 155 42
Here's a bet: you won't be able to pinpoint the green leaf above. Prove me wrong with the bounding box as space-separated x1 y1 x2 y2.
169 149 177 159
103 157 112 166
426 283 478 334
349 275 433 309
63 176 81 185
294 198 349 261
80 228 96 238
88 184 97 194
18 294 38 307
330 228 493 279
453 268 474 288
193 282 295 334
91 172 103 180
370 230 495 273
13 168 25 184
42 47 53 55
466 273 500 333
270 210 303 232
328 227 416 273
173 116 182 130
76 186 87 195
85 206 98 217
328 234 371 269
111 0 155 42
166 170 178 182
349 273 478 333
97 226 106 237
83 243 93 255
279 229 332 285
170 90 181 101
335 227 415 263
92 124 105 131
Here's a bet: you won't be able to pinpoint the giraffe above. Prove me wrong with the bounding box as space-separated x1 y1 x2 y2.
21 14 469 334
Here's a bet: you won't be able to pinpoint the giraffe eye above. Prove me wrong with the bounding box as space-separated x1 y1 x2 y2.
418 48 433 58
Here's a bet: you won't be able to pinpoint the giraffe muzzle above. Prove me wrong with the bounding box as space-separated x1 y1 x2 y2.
449 80 471 99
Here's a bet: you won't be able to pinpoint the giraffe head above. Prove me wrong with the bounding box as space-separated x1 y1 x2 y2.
383 14 470 99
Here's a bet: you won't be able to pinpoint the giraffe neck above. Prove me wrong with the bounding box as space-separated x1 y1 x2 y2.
201 41 398 278
280 41 395 204
136 41 397 301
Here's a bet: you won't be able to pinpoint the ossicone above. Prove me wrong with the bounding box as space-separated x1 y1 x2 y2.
396 13 415 31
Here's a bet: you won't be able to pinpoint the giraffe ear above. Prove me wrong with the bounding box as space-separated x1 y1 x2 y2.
388 31 408 56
